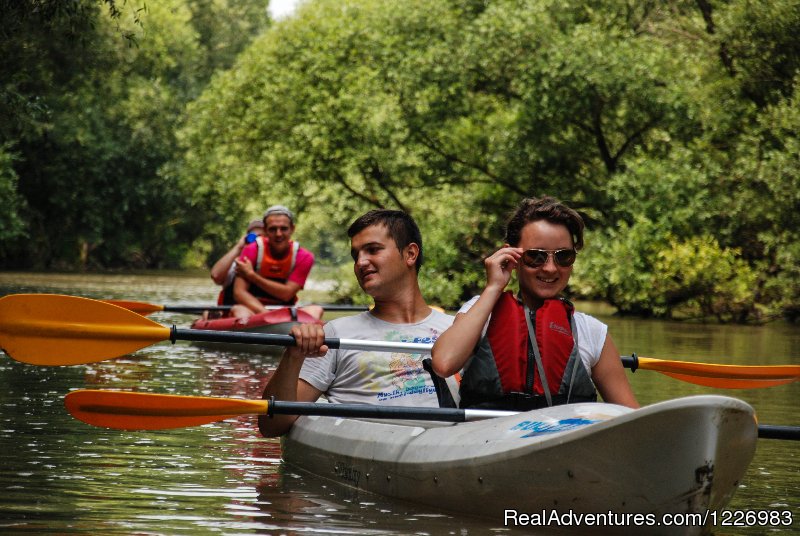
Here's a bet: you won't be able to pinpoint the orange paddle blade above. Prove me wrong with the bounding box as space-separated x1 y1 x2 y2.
102 299 164 316
65 390 268 430
637 356 800 389
658 372 795 389
0 294 171 365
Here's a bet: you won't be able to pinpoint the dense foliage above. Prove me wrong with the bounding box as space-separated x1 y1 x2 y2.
2 0 798 322
0 0 268 268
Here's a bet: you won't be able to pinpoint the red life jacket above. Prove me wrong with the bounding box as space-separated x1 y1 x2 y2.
249 236 300 305
458 291 597 410
215 238 300 306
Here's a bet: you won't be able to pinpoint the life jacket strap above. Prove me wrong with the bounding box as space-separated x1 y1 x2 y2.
422 358 458 408
524 304 553 407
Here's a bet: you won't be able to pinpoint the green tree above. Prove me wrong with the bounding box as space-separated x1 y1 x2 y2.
722 84 800 319
178 0 734 302
0 0 268 269
4 0 798 321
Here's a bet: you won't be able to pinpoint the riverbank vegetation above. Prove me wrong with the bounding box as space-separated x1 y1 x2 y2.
2 0 798 323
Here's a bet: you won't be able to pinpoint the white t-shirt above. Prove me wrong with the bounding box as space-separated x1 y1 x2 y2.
458 296 608 373
300 309 454 406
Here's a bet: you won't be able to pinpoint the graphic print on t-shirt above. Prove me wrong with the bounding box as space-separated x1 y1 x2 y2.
366 327 442 402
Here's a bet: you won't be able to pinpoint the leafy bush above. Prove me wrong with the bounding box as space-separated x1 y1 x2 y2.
578 222 758 321
0 146 28 260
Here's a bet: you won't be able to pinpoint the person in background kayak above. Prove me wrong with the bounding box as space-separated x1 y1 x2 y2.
259 209 454 437
230 205 323 321
209 218 265 307
431 196 639 410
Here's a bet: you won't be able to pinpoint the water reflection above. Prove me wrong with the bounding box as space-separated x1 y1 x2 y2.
0 272 798 534
254 462 509 535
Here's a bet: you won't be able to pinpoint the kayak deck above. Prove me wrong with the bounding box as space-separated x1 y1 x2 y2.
282 395 757 533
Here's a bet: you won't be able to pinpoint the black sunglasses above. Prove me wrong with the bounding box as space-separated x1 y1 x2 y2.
521 248 577 268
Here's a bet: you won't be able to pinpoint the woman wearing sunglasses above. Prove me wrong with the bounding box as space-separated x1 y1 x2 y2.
431 196 639 410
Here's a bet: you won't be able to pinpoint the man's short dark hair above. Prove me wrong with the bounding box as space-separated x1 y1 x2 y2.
504 196 585 250
347 209 424 271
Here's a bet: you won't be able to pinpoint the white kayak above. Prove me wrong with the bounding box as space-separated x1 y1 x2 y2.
282 395 757 534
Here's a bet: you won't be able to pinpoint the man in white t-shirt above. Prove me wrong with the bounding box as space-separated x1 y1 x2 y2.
258 209 453 437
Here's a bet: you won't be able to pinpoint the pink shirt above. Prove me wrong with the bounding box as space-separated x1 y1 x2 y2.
240 240 315 288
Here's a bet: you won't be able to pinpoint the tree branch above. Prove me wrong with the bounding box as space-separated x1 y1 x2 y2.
409 120 527 196
612 113 664 163
393 92 526 196
358 158 409 212
694 0 735 75
587 97 618 173
330 169 384 208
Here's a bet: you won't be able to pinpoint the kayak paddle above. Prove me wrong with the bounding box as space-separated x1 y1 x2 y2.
620 354 800 389
103 299 369 316
63 390 800 440
64 390 514 430
102 300 230 315
0 294 428 366
1 294 798 390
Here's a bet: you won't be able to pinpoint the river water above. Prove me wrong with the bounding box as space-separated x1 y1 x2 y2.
0 271 797 534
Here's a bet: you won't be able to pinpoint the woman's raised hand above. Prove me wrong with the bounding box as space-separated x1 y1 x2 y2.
484 246 522 291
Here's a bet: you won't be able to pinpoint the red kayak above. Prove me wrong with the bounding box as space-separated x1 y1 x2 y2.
190 307 323 353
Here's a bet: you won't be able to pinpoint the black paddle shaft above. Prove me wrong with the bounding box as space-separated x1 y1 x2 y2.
164 305 231 314
169 327 436 353
758 425 800 440
162 304 368 313
170 327 343 349
268 398 469 422
620 354 639 372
